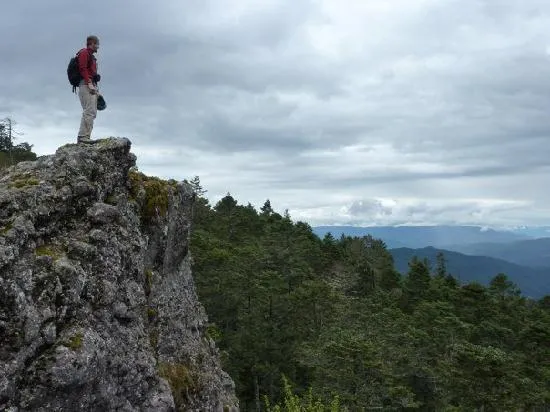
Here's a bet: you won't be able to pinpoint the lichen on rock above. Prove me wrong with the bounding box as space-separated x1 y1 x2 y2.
0 137 238 411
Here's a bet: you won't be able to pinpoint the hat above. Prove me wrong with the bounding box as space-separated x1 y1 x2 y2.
97 95 107 111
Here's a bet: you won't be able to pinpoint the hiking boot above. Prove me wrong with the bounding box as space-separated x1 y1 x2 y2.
77 136 96 144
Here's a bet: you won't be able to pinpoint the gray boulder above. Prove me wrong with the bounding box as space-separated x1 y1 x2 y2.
0 138 239 411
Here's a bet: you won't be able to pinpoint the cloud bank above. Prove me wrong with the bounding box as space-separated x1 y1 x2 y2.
1 0 550 227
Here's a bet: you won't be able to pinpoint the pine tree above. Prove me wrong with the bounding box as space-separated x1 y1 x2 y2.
261 199 274 215
0 118 36 169
402 256 431 311
489 273 521 298
189 175 207 196
0 122 7 151
435 251 447 278
0 118 13 151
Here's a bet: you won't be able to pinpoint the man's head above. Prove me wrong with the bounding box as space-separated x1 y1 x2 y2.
86 35 100 53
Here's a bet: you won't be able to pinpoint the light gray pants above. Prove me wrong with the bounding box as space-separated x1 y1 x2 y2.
78 82 98 139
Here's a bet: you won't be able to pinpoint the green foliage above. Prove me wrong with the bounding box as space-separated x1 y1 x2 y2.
0 117 37 171
261 199 274 215
264 376 341 412
0 118 14 151
190 190 550 411
147 307 157 322
149 329 159 351
0 221 13 235
8 176 39 189
189 175 207 196
144 269 154 296
0 145 37 170
105 193 118 205
128 171 178 224
489 273 521 297
404 256 431 304
64 332 83 350
35 244 64 261
158 362 203 410
206 323 222 343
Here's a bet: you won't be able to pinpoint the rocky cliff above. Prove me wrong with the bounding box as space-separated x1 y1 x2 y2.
0 138 238 411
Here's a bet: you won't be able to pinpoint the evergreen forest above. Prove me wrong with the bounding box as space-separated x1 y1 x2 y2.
189 178 550 411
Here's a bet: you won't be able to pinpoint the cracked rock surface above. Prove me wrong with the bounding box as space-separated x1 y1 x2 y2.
0 138 238 412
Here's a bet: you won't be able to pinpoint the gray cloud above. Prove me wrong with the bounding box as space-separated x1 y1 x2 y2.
1 0 550 227
347 200 393 217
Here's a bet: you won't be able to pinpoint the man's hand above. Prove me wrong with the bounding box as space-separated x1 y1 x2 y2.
87 82 97 95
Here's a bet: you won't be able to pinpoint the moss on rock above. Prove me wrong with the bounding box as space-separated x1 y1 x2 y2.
35 244 64 261
144 269 154 296
158 362 204 409
128 170 178 224
64 332 83 350
9 177 39 189
0 221 13 235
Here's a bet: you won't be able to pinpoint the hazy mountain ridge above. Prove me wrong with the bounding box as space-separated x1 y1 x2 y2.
314 225 550 298
313 225 531 249
390 246 550 299
442 237 550 269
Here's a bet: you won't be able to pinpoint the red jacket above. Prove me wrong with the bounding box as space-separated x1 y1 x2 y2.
77 47 98 84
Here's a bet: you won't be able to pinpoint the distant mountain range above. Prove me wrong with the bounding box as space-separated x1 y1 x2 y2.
313 225 550 298
505 226 550 238
313 225 530 249
390 246 550 299
442 238 550 269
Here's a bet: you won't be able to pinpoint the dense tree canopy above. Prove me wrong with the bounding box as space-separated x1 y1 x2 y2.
189 184 550 410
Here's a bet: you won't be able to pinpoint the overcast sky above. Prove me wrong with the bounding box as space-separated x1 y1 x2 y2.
2 0 550 228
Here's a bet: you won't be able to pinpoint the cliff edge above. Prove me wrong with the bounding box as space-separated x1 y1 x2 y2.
0 138 238 411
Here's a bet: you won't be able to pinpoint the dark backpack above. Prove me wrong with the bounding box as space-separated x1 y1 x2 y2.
67 49 93 93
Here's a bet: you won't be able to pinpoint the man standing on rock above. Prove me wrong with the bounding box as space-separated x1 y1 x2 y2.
76 35 101 144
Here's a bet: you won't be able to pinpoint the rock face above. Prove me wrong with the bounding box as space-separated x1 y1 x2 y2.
0 138 239 411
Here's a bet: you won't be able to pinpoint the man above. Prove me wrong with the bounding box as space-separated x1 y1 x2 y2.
77 35 101 144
